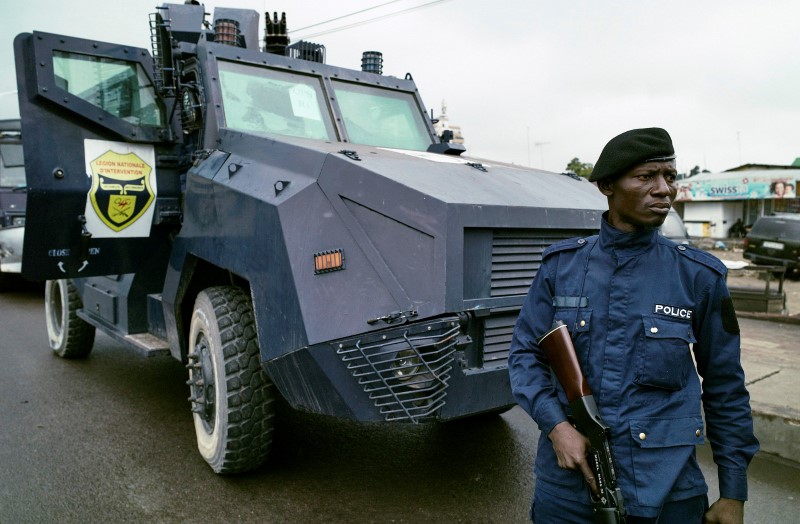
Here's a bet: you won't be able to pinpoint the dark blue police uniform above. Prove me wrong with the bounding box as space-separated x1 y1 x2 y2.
509 216 759 520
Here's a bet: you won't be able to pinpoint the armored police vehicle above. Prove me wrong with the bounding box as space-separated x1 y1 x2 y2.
15 3 605 473
0 119 26 289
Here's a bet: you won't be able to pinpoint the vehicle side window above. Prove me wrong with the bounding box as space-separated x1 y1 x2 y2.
53 51 164 127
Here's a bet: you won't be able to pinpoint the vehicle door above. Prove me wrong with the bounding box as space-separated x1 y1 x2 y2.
14 31 180 280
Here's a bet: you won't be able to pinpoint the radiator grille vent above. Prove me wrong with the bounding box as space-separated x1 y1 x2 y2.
482 313 518 369
491 229 585 297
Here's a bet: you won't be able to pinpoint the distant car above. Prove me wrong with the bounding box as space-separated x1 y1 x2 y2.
0 119 26 289
743 214 800 277
659 208 691 244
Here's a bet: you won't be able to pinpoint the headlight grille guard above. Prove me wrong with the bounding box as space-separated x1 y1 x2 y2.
336 317 459 423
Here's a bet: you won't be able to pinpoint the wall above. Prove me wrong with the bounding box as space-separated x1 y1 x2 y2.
682 201 743 238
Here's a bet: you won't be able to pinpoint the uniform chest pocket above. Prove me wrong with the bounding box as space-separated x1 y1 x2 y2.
636 315 696 391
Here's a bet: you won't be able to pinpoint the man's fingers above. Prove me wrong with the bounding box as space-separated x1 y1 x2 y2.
579 463 599 496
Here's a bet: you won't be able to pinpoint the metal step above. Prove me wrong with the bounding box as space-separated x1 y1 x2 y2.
123 332 171 357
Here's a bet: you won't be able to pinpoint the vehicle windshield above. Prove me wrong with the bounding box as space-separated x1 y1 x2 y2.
0 143 26 187
659 212 688 239
219 60 336 141
217 60 433 150
331 80 432 151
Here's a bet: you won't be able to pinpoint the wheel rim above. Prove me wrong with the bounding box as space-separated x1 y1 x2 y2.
45 281 65 347
187 333 216 433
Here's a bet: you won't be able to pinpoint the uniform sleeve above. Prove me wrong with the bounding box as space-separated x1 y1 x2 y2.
692 276 760 501
508 256 567 437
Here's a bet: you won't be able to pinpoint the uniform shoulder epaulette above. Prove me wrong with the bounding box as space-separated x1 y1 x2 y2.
674 244 727 275
542 236 596 259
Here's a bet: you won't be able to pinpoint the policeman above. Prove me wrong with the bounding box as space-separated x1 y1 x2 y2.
509 128 759 523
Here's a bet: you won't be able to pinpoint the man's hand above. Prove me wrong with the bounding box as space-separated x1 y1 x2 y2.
704 497 744 524
548 421 598 496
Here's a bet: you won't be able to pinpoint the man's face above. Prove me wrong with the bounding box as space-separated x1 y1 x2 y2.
599 160 678 232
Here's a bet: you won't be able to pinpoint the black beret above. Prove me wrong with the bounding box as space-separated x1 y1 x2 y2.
589 127 675 182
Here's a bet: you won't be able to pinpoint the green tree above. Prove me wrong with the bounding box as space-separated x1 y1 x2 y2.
566 157 594 179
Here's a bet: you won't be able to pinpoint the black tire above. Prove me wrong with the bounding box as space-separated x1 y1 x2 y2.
44 279 95 358
0 272 11 292
187 286 275 474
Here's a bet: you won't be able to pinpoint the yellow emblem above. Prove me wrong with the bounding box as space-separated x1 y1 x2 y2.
89 150 154 232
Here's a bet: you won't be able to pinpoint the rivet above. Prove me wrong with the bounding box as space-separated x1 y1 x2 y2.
695 429 702 437
580 320 586 327
639 432 646 440
650 327 658 334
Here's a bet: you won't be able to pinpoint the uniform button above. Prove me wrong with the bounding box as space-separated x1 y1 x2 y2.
639 433 646 440
578 239 586 245
650 327 658 334
695 429 702 437
580 320 586 327
677 245 687 251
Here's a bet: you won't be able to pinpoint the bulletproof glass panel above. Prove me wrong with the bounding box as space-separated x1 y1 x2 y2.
331 80 432 151
218 60 335 141
0 144 26 187
53 51 164 127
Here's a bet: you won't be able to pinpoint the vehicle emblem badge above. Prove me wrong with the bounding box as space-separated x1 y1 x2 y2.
88 150 155 232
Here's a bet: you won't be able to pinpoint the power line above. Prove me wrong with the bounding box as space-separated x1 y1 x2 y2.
291 0 454 40
290 0 409 33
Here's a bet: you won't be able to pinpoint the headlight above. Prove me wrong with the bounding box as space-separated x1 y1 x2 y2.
12 216 25 226
390 349 435 390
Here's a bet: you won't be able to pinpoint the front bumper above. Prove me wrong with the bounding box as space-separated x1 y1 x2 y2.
266 314 516 423
744 251 799 270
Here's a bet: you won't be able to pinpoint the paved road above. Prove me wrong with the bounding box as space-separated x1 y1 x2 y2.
1 285 799 523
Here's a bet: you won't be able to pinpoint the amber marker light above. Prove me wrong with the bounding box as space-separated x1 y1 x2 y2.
314 249 345 274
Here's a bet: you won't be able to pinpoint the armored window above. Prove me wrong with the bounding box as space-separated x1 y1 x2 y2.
52 51 164 127
0 143 26 187
331 81 432 151
218 60 336 141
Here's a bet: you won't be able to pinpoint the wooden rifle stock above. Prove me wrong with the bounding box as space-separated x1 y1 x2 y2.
538 321 627 524
537 322 592 402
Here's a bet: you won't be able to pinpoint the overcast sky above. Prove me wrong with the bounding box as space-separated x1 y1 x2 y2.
2 0 798 174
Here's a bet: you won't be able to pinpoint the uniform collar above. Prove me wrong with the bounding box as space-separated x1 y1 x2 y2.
598 212 659 256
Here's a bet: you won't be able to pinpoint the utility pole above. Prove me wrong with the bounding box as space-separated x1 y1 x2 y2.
527 127 531 167
534 141 550 169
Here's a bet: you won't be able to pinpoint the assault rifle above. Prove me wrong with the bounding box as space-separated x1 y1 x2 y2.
538 321 627 524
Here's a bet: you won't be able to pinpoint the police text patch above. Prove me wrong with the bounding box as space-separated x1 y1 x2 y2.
653 304 693 320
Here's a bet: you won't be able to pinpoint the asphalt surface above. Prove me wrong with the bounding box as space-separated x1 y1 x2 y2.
1 283 799 523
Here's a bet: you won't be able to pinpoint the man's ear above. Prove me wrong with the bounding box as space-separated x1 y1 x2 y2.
597 179 614 197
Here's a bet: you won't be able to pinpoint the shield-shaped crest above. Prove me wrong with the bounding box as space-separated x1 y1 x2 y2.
88 150 155 232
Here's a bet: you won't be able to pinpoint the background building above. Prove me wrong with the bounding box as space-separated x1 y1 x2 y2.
431 100 464 145
675 163 800 238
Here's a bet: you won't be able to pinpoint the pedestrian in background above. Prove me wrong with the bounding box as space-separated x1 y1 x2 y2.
509 128 759 523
